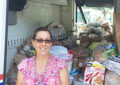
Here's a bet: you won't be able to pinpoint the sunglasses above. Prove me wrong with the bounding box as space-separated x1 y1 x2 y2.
35 39 52 43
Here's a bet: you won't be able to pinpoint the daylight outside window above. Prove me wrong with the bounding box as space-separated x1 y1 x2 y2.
76 6 114 25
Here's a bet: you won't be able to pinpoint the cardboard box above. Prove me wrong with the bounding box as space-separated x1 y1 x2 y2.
113 13 120 53
84 62 105 85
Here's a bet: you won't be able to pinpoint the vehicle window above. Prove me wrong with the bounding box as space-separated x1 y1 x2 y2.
76 6 114 25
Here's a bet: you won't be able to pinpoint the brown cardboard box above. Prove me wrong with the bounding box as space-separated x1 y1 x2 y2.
113 13 120 53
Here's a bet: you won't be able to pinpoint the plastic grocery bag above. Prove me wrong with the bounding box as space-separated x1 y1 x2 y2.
50 46 73 73
50 46 73 62
84 61 105 85
47 24 67 41
103 59 120 75
105 71 120 85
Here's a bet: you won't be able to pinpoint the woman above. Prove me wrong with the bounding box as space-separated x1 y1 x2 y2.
16 27 70 85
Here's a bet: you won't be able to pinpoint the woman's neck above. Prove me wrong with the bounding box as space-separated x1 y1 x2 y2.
36 53 50 62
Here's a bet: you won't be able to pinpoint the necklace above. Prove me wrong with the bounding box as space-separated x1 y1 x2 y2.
34 56 50 85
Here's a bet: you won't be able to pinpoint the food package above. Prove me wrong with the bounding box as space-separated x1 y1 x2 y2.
106 48 118 58
105 43 118 58
84 61 105 85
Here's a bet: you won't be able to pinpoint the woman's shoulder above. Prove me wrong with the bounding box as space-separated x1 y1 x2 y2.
18 56 35 67
27 56 35 62
17 56 35 72
50 54 63 62
21 56 35 63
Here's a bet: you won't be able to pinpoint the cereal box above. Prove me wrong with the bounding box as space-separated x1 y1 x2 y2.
84 61 105 85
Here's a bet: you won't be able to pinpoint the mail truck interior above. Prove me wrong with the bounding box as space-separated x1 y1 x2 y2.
1 0 120 85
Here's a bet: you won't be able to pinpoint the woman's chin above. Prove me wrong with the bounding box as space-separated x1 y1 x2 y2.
40 52 49 56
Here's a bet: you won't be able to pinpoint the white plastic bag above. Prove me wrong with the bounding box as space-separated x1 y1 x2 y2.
103 59 120 75
105 71 120 85
50 46 73 62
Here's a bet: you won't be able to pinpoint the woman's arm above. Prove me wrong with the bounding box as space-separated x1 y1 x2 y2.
16 70 23 85
60 67 70 85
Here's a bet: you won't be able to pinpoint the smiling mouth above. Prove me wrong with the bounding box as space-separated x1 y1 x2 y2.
40 48 47 51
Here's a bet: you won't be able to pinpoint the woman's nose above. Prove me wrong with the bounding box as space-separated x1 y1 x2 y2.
41 41 46 45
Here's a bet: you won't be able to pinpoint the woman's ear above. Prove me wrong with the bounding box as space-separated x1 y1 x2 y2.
32 40 35 47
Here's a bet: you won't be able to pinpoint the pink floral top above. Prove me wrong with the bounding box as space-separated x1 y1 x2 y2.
17 55 67 85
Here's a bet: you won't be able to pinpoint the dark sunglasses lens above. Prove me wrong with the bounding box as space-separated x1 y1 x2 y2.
36 39 43 43
45 40 51 43
35 39 51 43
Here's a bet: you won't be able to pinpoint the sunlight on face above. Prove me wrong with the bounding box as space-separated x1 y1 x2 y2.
32 31 52 56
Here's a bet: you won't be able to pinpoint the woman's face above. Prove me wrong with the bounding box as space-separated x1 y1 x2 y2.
32 31 52 56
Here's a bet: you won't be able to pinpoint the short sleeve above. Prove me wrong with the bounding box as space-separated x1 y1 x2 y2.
57 58 67 71
17 59 28 73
